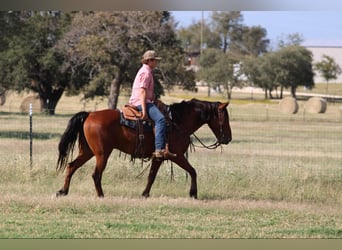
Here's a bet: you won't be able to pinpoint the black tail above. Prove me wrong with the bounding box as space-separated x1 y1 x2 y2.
56 111 89 172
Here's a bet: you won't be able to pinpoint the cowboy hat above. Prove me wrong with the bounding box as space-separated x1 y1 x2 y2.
141 50 162 63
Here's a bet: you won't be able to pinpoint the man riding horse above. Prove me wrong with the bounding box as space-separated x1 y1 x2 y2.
128 50 175 160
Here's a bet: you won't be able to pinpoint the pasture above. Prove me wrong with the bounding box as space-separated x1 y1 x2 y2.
0 87 342 239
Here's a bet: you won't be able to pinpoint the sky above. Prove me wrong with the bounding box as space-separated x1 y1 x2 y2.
171 11 342 47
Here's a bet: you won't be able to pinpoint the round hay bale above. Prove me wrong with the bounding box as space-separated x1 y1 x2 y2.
305 97 327 113
279 97 299 114
20 95 42 113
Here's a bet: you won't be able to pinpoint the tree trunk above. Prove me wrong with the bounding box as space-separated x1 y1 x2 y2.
40 88 64 115
280 86 284 99
108 70 124 109
291 86 296 98
108 79 120 109
0 90 6 106
41 97 57 115
226 84 232 100
269 89 273 99
227 89 231 100
31 79 64 115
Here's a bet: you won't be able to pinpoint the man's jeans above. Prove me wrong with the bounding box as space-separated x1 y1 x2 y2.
137 103 166 151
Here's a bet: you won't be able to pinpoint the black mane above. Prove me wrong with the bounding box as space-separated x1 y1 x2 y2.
170 99 219 123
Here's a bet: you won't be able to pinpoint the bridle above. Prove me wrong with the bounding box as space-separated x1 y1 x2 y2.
190 105 226 150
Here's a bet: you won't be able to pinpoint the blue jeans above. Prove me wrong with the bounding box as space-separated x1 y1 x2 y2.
137 103 166 151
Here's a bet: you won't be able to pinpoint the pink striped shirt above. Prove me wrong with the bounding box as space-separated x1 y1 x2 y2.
129 64 154 106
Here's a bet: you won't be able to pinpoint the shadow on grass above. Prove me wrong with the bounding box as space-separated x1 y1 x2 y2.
0 130 61 140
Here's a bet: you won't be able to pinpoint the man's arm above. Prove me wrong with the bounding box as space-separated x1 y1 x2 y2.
138 87 148 120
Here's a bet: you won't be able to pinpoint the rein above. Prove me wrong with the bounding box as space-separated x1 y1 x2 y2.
190 133 222 150
189 104 226 150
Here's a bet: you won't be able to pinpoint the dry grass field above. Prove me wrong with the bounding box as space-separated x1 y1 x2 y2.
0 84 342 239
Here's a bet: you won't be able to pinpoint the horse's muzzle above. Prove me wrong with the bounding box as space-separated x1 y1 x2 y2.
220 136 231 145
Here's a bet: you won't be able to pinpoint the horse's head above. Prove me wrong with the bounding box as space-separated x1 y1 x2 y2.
189 99 231 145
206 101 232 145
170 99 232 145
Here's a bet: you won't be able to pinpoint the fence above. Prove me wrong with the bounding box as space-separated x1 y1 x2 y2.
0 99 341 178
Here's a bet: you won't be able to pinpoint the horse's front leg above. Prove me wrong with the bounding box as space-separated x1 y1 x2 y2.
142 160 163 198
172 155 197 199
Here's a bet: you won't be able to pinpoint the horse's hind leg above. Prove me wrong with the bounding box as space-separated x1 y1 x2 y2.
142 160 163 198
56 151 93 197
92 152 111 197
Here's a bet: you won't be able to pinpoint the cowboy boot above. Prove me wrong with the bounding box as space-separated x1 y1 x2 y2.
153 144 176 160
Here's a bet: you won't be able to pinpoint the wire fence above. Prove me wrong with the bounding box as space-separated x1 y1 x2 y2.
0 100 341 177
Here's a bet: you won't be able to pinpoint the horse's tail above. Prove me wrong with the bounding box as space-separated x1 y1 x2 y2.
56 111 89 173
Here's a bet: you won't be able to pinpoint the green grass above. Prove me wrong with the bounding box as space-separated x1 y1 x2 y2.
1 194 342 238
0 90 342 238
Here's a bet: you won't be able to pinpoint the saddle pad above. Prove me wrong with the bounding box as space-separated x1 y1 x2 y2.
119 112 153 132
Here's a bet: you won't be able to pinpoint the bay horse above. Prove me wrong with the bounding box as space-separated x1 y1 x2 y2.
56 98 232 199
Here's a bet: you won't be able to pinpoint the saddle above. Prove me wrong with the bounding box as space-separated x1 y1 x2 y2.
120 104 152 159
119 102 173 160
121 104 144 120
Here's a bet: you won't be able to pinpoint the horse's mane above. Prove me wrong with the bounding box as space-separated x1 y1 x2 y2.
169 98 219 123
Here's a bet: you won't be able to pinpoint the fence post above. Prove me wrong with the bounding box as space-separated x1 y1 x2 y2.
29 103 33 168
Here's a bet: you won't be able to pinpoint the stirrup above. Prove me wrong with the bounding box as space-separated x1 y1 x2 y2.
153 149 176 160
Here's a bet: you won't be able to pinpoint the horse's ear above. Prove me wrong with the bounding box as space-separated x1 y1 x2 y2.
219 102 229 110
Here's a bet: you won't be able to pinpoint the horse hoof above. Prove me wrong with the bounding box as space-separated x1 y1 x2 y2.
189 191 197 199
142 192 150 198
56 190 67 197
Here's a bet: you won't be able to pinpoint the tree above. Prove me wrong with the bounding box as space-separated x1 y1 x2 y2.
1 11 194 114
0 11 74 115
177 20 221 54
0 11 28 99
197 48 241 99
243 45 314 99
242 54 278 99
175 12 272 100
210 11 243 53
314 55 342 93
59 11 193 109
276 45 314 98
233 25 270 99
232 25 269 57
278 33 304 48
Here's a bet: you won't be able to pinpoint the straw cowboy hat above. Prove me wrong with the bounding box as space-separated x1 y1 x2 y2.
141 50 162 64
